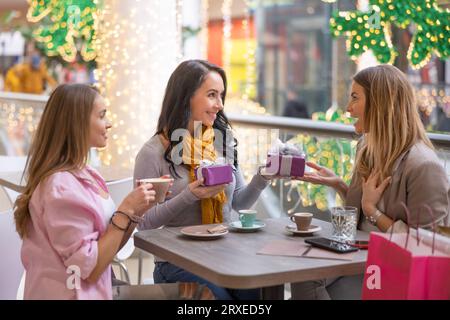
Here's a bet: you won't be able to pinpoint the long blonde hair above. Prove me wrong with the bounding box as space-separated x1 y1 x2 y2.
354 64 433 182
14 84 99 238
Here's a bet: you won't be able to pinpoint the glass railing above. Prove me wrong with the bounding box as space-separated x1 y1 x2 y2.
0 92 47 156
1 92 449 218
227 113 450 219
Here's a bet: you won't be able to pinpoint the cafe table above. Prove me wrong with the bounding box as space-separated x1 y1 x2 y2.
134 217 370 300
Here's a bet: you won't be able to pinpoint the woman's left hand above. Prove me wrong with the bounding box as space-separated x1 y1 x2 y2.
361 172 391 215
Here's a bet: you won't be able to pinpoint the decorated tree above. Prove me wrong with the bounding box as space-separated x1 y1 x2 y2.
27 0 98 63
330 0 450 69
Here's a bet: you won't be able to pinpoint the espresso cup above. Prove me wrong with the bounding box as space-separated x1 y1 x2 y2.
137 178 173 203
290 212 313 231
238 209 257 228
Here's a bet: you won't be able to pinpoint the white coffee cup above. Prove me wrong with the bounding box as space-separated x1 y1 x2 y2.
290 212 313 231
137 178 173 203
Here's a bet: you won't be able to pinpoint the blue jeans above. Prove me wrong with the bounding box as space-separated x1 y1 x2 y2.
154 262 260 300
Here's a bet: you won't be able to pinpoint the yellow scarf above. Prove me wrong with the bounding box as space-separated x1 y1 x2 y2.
182 126 227 224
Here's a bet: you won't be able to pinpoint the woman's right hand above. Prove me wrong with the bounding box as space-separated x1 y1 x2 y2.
188 179 227 199
295 161 342 188
118 184 156 217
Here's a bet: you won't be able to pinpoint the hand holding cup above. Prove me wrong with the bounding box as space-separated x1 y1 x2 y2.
137 176 174 203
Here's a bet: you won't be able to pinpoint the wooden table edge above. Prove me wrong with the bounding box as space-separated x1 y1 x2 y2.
134 232 367 289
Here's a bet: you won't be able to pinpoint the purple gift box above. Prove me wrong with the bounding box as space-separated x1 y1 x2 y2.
195 164 233 186
265 153 306 177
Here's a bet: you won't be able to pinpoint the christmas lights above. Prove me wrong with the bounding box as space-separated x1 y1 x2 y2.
330 0 450 69
27 0 98 62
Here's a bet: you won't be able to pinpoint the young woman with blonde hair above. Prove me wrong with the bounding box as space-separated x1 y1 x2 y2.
15 84 156 299
303 64 448 231
293 64 449 299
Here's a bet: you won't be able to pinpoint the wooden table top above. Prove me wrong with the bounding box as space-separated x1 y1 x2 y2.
134 217 370 290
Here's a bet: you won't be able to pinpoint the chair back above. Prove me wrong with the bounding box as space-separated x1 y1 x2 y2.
106 177 133 207
0 156 27 299
0 156 27 172
0 210 24 299
0 155 27 205
106 177 136 261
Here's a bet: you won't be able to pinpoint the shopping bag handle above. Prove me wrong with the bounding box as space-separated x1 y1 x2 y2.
417 204 437 255
389 202 411 248
390 202 436 254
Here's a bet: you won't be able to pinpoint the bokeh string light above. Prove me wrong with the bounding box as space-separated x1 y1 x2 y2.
176 0 184 61
0 94 47 156
222 0 233 84
416 86 450 118
200 0 209 59
242 0 257 102
95 0 180 168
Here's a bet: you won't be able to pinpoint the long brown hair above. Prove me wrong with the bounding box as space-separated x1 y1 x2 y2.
14 84 99 238
353 64 433 182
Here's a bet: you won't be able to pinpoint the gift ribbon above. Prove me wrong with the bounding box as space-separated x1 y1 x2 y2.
280 155 293 176
196 158 226 181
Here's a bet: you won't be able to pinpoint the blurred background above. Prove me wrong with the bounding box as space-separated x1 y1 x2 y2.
1 0 449 217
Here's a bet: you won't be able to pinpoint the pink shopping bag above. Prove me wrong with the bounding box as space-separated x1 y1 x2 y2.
415 228 450 299
362 204 450 300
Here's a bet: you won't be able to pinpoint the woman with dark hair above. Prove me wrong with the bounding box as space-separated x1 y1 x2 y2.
134 60 271 300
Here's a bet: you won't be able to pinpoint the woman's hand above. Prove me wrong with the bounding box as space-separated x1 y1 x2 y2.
294 162 342 188
258 166 279 181
294 162 349 199
160 174 174 197
361 172 391 216
188 179 227 199
118 183 156 217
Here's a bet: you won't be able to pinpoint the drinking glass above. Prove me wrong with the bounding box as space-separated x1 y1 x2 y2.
330 206 357 242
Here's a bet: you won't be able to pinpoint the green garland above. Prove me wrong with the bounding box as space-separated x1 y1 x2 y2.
330 0 450 69
27 0 98 62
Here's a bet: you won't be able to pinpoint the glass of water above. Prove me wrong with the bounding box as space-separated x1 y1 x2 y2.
330 206 357 242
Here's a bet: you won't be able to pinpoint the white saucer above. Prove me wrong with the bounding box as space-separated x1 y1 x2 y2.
229 220 266 232
286 224 322 235
181 225 228 239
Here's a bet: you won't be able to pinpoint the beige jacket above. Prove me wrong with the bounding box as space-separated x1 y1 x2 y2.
346 141 449 229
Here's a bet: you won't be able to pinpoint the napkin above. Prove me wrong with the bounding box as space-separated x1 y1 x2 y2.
257 240 356 261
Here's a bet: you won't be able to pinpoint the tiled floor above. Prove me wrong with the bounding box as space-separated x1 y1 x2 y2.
112 250 292 299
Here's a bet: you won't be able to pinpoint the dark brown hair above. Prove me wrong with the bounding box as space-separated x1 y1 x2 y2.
156 59 237 177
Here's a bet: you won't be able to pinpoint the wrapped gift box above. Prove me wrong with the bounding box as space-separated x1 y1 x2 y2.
264 140 306 177
265 153 305 177
195 164 233 186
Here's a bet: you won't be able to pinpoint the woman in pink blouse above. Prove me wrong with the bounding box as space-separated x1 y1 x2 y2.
14 84 156 299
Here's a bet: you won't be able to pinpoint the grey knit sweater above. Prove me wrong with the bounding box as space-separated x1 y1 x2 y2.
133 135 270 231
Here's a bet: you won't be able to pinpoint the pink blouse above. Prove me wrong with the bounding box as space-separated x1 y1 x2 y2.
22 166 114 300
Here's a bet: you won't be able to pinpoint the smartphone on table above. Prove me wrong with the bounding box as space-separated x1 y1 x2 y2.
304 237 359 253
